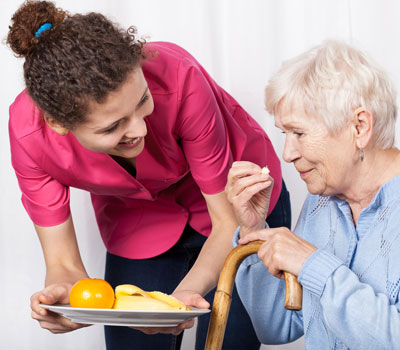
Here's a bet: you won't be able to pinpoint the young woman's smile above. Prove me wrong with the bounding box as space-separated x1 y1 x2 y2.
117 136 143 149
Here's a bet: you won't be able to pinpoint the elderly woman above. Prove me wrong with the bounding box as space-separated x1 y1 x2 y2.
225 40 400 349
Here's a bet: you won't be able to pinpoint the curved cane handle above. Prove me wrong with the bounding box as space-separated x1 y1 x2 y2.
205 240 302 350
283 271 302 310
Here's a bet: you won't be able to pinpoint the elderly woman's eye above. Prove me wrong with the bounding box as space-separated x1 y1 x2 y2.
294 131 304 137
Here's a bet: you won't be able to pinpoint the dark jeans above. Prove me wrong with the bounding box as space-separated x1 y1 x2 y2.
104 180 291 350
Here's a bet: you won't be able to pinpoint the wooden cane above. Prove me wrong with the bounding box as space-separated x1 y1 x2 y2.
204 240 302 350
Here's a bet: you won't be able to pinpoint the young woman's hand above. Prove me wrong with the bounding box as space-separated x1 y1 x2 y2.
30 218 91 333
130 290 209 335
239 227 317 277
225 161 273 237
172 290 210 309
30 283 89 333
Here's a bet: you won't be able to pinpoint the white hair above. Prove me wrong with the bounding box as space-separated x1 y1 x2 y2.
265 40 397 149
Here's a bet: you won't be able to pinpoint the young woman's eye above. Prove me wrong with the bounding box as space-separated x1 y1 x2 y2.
138 94 149 108
104 121 120 134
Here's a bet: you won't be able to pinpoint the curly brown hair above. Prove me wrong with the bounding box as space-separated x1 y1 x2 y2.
7 0 145 129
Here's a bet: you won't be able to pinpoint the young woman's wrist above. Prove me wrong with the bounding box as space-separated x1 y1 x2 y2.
45 265 89 287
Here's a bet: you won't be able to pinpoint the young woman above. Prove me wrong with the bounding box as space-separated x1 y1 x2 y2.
7 1 291 349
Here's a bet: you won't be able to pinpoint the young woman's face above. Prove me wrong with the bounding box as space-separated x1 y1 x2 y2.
72 68 154 158
275 108 355 197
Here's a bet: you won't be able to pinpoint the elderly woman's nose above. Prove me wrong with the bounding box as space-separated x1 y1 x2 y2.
282 135 299 163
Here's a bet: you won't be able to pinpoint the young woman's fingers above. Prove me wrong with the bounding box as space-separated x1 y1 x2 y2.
31 284 71 316
132 319 194 336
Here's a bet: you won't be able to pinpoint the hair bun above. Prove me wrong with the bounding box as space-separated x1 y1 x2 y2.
7 0 68 58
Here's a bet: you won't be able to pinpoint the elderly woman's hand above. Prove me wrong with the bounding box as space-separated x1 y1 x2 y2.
225 161 273 237
239 227 317 277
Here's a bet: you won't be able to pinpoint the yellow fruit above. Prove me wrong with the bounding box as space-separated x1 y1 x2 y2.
147 291 188 310
112 284 190 311
113 295 180 311
115 284 149 298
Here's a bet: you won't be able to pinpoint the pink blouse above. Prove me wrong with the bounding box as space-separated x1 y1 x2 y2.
9 42 282 259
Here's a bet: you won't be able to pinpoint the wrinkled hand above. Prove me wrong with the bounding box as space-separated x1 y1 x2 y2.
239 227 317 277
31 283 89 334
225 161 273 237
131 290 210 335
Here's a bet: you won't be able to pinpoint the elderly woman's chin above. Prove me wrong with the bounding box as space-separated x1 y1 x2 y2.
302 176 331 197
305 183 323 196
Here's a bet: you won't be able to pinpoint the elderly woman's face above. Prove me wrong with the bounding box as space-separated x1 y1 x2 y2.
275 109 354 196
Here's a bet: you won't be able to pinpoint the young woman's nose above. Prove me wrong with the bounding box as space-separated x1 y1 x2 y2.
124 115 147 139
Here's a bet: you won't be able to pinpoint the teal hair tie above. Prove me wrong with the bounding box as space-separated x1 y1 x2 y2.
35 23 52 38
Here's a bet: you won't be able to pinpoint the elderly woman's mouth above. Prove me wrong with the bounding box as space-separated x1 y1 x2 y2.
299 169 313 179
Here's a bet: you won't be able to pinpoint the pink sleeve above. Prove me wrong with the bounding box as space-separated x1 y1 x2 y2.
9 127 71 227
176 64 233 195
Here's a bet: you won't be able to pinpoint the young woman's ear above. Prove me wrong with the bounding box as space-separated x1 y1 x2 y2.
43 115 69 136
352 107 373 149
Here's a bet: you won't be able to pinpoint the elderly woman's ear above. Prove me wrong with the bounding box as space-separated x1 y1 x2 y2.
351 107 374 150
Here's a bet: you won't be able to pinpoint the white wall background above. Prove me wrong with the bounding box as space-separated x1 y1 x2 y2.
1 0 400 349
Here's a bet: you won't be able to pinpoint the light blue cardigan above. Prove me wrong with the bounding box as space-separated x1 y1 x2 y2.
234 175 400 349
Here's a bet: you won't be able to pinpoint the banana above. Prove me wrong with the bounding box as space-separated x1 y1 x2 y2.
112 284 190 311
115 284 149 298
113 295 180 311
147 291 188 310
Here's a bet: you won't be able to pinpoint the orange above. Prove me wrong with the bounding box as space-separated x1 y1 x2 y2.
69 278 115 309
